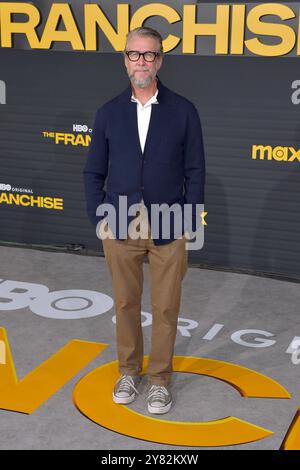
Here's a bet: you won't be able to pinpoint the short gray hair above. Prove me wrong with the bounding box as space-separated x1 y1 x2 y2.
125 27 164 54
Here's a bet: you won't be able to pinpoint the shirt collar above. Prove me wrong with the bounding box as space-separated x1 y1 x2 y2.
117 75 168 104
130 79 159 108
119 76 168 104
131 88 159 107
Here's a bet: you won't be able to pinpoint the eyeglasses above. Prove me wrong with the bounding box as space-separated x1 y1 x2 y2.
125 51 160 62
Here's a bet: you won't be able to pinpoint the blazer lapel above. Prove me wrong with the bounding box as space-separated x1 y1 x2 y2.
119 76 169 157
143 76 170 155
143 101 170 156
122 101 143 156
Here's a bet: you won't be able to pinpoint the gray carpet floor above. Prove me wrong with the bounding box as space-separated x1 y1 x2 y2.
0 245 299 450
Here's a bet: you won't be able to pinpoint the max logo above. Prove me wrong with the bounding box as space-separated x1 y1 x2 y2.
252 145 300 162
0 327 299 449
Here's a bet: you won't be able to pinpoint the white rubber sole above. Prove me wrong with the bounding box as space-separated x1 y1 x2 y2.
147 401 172 414
112 393 137 404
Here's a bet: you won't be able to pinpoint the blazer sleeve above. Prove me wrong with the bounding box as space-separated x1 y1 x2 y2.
83 107 109 226
183 103 206 234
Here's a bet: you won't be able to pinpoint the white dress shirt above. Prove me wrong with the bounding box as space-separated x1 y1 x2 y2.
130 89 159 154
98 88 159 239
128 89 159 237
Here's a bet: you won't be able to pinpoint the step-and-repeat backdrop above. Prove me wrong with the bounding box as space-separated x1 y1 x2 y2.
0 1 300 279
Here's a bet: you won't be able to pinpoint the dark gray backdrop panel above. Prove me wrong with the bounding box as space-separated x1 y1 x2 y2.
0 49 299 279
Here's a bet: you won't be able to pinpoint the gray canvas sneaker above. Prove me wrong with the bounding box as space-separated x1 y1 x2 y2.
112 374 141 404
147 385 173 414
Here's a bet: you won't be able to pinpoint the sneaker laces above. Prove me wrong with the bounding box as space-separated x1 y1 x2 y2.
147 385 168 401
117 375 140 395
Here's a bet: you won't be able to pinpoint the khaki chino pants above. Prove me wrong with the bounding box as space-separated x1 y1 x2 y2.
101 204 188 386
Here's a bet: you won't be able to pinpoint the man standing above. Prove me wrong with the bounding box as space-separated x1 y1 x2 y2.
83 27 205 414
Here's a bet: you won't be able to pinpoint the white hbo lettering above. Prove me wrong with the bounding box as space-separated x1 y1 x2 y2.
0 280 113 319
0 280 299 362
30 290 113 319
0 183 11 191
0 280 48 310
73 124 88 132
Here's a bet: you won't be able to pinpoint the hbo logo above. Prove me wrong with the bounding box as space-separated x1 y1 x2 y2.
0 184 11 191
73 124 88 132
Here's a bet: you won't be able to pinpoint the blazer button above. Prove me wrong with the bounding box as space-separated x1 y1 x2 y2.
140 185 144 190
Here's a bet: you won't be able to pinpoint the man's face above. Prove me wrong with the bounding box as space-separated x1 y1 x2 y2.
124 34 163 88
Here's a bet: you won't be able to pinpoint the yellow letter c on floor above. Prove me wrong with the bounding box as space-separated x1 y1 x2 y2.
73 356 291 447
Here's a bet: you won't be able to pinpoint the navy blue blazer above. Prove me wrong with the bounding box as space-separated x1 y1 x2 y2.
83 77 205 245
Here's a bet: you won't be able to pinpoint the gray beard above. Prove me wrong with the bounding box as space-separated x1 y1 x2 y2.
129 73 154 89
